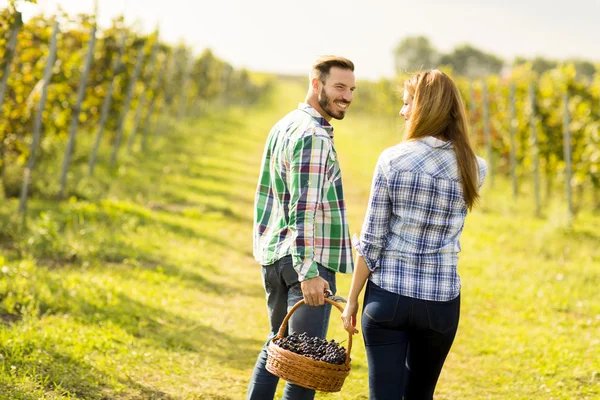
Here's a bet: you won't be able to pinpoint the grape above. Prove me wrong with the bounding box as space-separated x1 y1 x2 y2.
272 332 347 365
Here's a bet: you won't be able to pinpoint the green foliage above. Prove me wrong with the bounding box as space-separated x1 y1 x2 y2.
0 7 271 200
514 56 597 81
439 44 504 77
393 35 507 77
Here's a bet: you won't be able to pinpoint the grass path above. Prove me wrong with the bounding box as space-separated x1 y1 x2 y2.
0 79 598 399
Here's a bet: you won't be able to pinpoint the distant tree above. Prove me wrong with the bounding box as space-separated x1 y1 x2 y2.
438 44 504 77
394 35 439 73
570 59 596 80
531 57 557 75
513 56 557 75
192 49 222 102
513 56 596 80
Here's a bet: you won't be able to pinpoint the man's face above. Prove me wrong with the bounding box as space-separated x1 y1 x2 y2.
317 67 356 120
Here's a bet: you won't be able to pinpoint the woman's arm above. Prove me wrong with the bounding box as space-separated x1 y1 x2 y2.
357 153 392 271
340 152 392 334
341 253 371 334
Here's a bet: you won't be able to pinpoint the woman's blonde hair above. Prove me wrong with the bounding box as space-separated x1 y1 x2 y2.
404 69 480 211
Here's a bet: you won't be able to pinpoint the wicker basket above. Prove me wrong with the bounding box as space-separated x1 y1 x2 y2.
266 298 352 392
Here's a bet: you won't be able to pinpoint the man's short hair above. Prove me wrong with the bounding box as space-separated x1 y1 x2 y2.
310 55 354 83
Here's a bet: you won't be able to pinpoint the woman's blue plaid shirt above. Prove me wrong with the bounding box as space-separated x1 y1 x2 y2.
354 136 487 302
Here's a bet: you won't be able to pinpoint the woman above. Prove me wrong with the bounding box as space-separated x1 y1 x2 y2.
341 70 487 399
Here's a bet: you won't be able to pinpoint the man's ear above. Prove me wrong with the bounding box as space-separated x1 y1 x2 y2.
311 77 322 92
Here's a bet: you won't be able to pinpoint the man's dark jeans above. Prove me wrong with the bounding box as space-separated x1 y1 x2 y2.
247 256 337 400
362 280 460 400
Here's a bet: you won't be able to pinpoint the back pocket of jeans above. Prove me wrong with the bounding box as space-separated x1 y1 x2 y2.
262 267 272 293
425 296 460 333
363 282 399 323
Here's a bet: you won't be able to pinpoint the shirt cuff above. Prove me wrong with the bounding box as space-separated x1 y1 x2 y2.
296 259 320 281
352 233 380 272
351 233 363 256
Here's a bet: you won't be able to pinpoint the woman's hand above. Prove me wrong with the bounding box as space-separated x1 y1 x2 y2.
341 301 359 335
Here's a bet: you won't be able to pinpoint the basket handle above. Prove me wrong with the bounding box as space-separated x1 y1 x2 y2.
274 297 353 365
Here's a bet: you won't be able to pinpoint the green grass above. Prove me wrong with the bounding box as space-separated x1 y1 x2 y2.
0 79 599 399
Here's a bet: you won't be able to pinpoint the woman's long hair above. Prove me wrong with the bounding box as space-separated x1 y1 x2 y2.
403 70 480 211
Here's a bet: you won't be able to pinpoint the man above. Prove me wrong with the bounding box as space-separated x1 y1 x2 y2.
247 56 356 400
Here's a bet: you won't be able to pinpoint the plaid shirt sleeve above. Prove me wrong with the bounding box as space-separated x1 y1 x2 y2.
288 134 329 281
356 154 392 271
477 157 488 189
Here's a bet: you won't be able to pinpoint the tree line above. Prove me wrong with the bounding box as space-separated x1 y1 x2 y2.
394 35 597 80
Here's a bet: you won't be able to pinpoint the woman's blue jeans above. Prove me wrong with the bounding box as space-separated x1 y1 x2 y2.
247 255 337 400
362 280 460 400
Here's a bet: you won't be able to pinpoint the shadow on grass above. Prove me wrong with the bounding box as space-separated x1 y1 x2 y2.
0 385 40 400
150 189 253 224
95 200 244 253
3 348 179 400
567 225 600 242
103 257 264 298
19 201 236 256
0 311 22 325
214 152 260 169
191 163 254 178
2 210 257 300
209 134 263 151
34 277 263 371
190 322 264 370
185 173 236 187
8 198 259 296
176 183 254 208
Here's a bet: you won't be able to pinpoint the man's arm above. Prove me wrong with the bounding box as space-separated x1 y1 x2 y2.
288 134 331 305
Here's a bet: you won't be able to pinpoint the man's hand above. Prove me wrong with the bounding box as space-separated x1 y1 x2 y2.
300 276 330 306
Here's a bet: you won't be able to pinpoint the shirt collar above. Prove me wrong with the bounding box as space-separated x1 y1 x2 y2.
421 136 453 149
298 103 334 139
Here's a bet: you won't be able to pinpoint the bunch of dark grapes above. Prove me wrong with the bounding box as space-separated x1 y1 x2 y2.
272 332 347 365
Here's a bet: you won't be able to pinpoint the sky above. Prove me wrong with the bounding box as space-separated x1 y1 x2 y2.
6 0 600 80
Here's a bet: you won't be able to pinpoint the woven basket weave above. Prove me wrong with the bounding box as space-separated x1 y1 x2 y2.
266 298 352 392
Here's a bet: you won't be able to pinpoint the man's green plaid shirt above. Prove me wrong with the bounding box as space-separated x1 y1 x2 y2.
253 103 354 281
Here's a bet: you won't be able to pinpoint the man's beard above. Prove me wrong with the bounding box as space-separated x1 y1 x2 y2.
318 87 349 120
